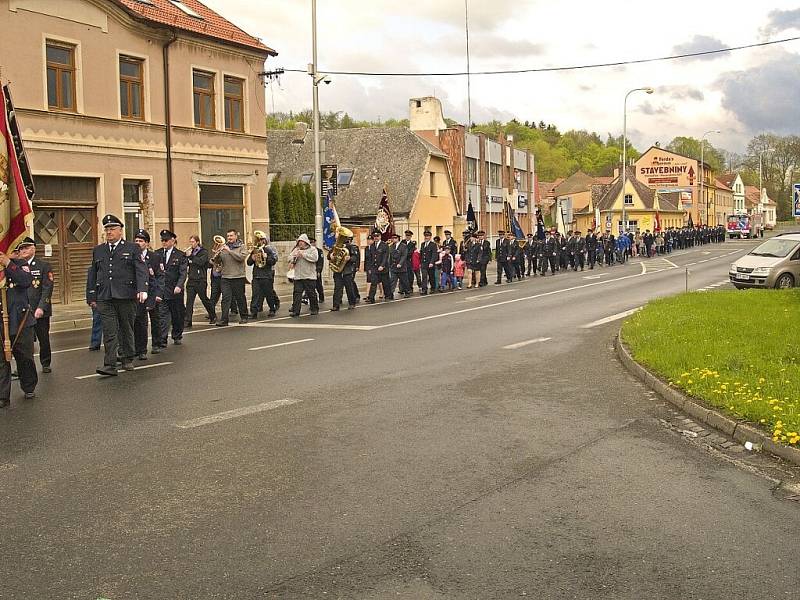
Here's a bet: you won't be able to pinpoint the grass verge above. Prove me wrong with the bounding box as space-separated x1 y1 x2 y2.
621 289 800 447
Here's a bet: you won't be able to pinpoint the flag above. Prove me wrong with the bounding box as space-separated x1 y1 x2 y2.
654 210 661 232
687 213 694 228
465 200 478 232
535 209 545 240
594 207 601 231
0 84 34 286
322 188 340 249
503 201 524 240
374 187 394 241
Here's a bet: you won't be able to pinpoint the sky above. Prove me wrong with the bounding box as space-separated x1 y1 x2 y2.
204 0 800 154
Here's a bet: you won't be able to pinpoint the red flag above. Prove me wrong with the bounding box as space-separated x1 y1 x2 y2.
0 84 34 284
374 187 394 242
654 211 661 232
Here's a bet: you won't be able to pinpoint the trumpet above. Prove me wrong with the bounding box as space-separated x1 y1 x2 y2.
250 230 269 268
210 235 226 272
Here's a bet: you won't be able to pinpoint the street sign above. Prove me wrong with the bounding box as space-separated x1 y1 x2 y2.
793 183 800 217
321 164 337 197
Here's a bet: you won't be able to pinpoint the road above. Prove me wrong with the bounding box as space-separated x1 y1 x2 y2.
1 238 799 599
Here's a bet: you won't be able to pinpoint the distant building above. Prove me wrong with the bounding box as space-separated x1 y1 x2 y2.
1 0 276 303
266 127 460 244
718 172 746 214
745 186 778 229
551 171 614 233
713 178 734 224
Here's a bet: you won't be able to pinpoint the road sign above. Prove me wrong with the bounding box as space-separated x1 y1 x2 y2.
794 183 800 217
321 164 337 197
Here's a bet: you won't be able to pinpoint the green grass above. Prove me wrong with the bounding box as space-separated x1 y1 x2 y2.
622 289 800 446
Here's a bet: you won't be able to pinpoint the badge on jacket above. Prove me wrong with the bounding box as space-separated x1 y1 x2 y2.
32 280 40 288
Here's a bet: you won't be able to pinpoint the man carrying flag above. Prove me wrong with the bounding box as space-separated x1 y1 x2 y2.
466 200 478 233
374 187 395 242
0 84 37 406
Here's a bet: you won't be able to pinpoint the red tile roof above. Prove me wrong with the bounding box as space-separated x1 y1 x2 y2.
714 178 732 191
115 0 276 55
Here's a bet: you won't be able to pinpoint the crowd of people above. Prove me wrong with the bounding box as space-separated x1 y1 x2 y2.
0 213 728 401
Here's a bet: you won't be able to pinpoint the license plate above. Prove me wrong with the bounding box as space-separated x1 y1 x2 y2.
736 274 751 280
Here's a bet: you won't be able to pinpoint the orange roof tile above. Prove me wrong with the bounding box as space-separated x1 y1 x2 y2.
115 0 276 55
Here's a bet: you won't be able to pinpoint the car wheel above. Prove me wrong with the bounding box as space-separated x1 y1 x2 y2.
774 273 795 289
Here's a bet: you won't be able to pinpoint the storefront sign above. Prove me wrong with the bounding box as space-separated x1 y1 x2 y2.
320 164 337 197
638 151 696 188
794 183 800 217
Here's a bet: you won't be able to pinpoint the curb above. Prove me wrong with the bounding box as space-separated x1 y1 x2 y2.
615 329 800 467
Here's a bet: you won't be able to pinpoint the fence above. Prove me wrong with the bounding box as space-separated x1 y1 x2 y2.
269 223 316 242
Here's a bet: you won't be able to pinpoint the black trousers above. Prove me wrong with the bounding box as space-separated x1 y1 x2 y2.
251 275 279 315
34 316 51 368
587 248 597 268
221 277 247 323
210 276 222 314
368 269 392 301
97 298 137 366
495 259 504 283
502 261 514 282
574 253 585 270
315 274 325 302
526 256 535 276
185 279 215 324
422 265 437 293
393 269 409 296
158 294 185 345
0 326 37 399
547 256 558 273
405 264 415 292
134 304 160 355
292 279 318 314
333 272 358 308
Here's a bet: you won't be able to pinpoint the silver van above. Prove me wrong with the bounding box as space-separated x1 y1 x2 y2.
729 233 800 289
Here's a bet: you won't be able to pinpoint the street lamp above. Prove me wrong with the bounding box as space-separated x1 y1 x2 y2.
309 0 325 254
621 87 654 233
700 129 720 226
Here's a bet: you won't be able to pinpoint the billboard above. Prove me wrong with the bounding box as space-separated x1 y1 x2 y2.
794 183 800 217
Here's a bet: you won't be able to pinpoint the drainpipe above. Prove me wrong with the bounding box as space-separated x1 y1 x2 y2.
163 32 178 231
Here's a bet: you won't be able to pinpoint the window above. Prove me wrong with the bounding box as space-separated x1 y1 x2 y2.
200 184 245 247
224 76 244 132
119 56 144 120
193 70 215 129
465 158 478 184
488 162 501 187
299 173 313 185
169 0 202 18
624 194 634 205
337 169 354 186
429 172 436 196
123 180 143 233
46 42 76 111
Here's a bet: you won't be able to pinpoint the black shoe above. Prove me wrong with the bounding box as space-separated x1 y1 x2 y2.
310 310 319 315
239 318 248 325
42 366 52 373
208 315 217 324
89 346 101 352
173 339 182 345
215 321 229 327
348 304 356 310
137 353 148 361
250 313 259 320
96 366 118 377
151 346 162 354
121 362 135 372
23 391 35 400
0 398 8 408
365 298 375 304
267 311 276 317
330 306 340 311
184 323 193 329
290 312 300 318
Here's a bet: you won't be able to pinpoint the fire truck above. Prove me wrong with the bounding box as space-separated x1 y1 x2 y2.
727 213 763 239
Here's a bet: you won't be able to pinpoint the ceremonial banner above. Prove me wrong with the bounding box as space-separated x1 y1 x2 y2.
465 200 478 232
322 188 339 249
535 209 545 240
0 84 34 285
374 187 394 241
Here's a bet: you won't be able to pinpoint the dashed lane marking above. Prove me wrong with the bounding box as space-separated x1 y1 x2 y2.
581 307 643 329
460 290 513 302
175 398 303 429
248 338 314 351
250 323 378 331
502 337 552 350
75 362 174 380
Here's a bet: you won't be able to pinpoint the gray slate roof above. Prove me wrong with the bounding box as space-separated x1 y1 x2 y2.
266 128 450 219
594 167 656 211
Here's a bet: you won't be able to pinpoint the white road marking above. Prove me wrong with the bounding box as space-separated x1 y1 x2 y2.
503 337 552 350
75 361 173 380
175 398 302 429
460 290 512 302
663 258 679 268
251 323 378 331
581 307 642 329
583 273 609 280
686 262 696 266
249 338 314 351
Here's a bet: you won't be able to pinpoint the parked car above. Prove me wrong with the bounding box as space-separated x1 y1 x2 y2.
729 233 800 289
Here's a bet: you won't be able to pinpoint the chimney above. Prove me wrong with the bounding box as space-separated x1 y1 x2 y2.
409 97 448 134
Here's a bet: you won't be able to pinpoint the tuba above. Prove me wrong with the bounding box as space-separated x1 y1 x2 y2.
210 235 225 273
251 230 268 268
328 225 354 273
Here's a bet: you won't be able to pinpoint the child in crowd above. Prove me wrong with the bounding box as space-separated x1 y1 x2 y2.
453 253 466 289
437 246 454 291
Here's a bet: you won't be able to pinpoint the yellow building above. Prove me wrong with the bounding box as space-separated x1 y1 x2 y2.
575 167 684 234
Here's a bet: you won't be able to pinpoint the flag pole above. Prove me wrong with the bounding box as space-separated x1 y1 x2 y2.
1 284 11 362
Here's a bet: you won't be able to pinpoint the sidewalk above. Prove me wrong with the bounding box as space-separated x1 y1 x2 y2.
51 274 369 333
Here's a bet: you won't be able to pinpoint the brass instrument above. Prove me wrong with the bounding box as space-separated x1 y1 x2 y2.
210 235 225 272
328 225 354 273
251 230 268 269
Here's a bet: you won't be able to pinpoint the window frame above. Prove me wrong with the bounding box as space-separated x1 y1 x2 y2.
465 157 478 184
193 69 216 130
46 40 77 112
223 75 245 133
624 193 634 205
119 55 145 121
337 169 354 186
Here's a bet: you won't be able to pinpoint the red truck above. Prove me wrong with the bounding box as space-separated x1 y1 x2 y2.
727 213 763 239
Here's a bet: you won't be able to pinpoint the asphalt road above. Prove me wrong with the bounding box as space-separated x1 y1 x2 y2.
1 238 799 599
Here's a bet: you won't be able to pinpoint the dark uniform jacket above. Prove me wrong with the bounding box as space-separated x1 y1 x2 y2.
544 237 559 256
369 240 390 272
342 243 360 275
420 240 438 267
315 247 325 275
586 233 599 250
2 259 34 333
247 245 278 279
25 257 54 319
476 240 492 265
86 240 148 302
404 240 416 267
186 247 210 281
441 236 457 256
139 248 164 310
389 242 408 273
155 247 188 300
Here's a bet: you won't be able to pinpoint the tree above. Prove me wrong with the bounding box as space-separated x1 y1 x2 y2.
268 178 284 223
280 179 297 224
666 136 724 172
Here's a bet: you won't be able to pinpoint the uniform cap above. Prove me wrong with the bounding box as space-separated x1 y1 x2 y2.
102 214 123 228
160 229 176 241
135 229 150 243
15 236 35 250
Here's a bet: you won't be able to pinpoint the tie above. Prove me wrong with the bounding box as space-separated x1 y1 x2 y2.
109 243 116 253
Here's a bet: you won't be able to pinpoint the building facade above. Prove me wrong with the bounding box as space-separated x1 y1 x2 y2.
1 0 275 303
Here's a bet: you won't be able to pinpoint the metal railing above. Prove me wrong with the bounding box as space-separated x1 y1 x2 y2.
269 223 316 242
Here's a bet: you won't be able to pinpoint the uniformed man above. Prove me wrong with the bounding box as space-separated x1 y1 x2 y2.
155 229 188 347
247 235 279 318
388 233 408 298
133 229 163 360
366 232 392 303
15 237 53 373
586 228 599 269
0 248 37 407
184 235 216 327
573 230 586 271
330 234 360 311
419 230 438 295
494 230 506 284
403 230 416 295
544 230 559 275
86 214 148 377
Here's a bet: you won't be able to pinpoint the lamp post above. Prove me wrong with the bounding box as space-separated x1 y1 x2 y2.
699 129 720 226
309 0 325 251
621 87 654 233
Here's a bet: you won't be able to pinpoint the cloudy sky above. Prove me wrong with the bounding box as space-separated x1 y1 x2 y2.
205 0 800 153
